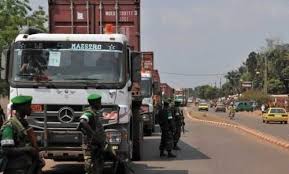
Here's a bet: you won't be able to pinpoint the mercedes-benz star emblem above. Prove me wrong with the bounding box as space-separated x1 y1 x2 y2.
58 107 74 123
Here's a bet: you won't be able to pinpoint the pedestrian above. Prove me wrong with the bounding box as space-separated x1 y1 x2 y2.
173 100 185 150
0 96 44 174
261 104 266 113
158 100 176 158
78 93 106 174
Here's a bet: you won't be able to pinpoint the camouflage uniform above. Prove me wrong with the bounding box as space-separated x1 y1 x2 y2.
158 102 176 157
0 96 42 174
80 107 106 174
173 103 184 149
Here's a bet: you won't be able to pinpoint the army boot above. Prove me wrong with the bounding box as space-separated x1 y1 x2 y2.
167 151 176 158
160 151 166 157
173 145 181 150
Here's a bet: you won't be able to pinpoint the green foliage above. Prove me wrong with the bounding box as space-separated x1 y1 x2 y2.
221 38 289 95
0 0 48 96
268 78 285 94
239 90 270 104
0 80 8 97
194 85 219 100
0 0 48 50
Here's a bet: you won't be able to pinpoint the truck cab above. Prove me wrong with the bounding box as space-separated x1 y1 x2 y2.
140 72 154 135
2 32 142 161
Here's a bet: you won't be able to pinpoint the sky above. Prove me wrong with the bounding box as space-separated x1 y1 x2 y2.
29 0 289 88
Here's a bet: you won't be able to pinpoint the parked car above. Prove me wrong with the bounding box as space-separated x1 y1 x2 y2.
234 101 253 112
262 107 288 124
198 103 209 111
215 103 226 112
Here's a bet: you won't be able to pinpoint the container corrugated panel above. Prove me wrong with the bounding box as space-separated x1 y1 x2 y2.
141 52 153 72
48 0 140 51
160 83 173 98
152 69 160 83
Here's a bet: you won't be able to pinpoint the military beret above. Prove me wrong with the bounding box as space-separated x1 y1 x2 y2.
87 93 101 101
11 96 32 105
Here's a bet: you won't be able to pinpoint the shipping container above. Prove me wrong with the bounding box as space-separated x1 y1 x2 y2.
141 51 154 72
152 69 160 94
160 83 174 99
49 0 141 51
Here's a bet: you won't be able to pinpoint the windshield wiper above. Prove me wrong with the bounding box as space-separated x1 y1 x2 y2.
17 74 58 89
63 77 101 81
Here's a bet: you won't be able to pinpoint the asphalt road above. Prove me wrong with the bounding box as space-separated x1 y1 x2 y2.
200 105 289 141
43 106 289 174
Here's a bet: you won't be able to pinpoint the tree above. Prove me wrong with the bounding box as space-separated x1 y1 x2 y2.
0 0 48 96
268 79 285 94
246 52 258 79
0 0 48 50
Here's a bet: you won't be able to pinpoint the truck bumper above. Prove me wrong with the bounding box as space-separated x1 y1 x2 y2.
142 113 153 129
36 130 131 161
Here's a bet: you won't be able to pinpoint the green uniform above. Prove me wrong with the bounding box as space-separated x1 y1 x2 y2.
159 105 174 152
0 95 42 174
0 115 39 174
173 106 184 147
80 107 106 174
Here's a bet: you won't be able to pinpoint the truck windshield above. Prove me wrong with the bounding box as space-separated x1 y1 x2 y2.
11 41 124 85
141 78 152 97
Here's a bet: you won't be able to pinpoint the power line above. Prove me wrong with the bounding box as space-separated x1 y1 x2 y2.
160 71 225 77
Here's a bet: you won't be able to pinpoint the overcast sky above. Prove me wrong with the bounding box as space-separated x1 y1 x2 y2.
30 0 289 88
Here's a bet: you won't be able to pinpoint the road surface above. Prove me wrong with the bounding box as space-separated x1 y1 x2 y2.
43 106 289 174
200 105 289 142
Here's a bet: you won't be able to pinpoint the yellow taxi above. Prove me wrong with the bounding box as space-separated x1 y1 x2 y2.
262 108 288 124
198 103 209 111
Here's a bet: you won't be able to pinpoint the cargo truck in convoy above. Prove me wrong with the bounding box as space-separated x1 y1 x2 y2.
160 83 174 101
175 88 187 106
152 70 161 124
140 51 154 136
1 0 144 165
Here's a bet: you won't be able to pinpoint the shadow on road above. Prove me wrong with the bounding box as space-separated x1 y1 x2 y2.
133 163 188 174
142 136 210 161
43 163 84 174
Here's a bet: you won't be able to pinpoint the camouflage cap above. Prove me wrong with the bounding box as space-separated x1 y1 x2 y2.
11 96 32 105
87 93 102 102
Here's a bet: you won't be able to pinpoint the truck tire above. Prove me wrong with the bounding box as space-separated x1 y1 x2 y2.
132 102 143 161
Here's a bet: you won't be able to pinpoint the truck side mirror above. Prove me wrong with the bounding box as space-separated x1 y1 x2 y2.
1 49 8 81
131 52 141 84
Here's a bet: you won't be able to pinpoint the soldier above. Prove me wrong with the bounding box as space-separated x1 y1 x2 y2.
79 94 106 174
158 100 176 158
173 101 185 150
0 96 43 174
79 94 130 174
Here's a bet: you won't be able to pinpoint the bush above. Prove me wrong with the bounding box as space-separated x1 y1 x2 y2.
239 90 270 105
0 80 8 97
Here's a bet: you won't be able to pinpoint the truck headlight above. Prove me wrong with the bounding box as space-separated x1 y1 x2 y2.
105 130 122 144
142 114 150 120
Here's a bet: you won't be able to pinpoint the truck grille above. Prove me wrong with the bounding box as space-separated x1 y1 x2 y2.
28 104 119 130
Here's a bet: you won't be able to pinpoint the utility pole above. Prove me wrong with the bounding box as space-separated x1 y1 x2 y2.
264 55 268 94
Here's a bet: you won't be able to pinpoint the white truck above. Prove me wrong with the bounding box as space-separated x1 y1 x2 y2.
140 72 154 135
1 31 144 162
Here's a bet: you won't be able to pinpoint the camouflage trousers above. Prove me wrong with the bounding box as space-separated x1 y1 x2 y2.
174 125 182 146
83 145 104 174
159 127 174 152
